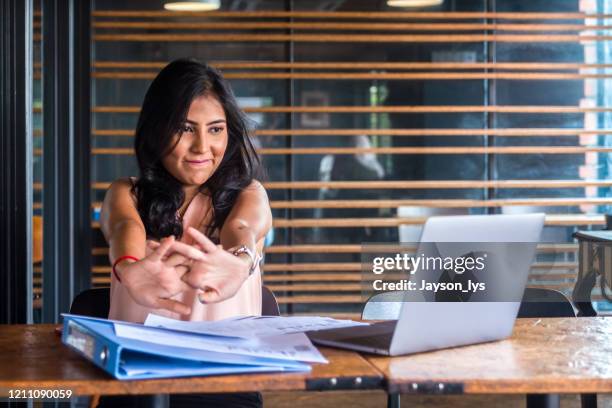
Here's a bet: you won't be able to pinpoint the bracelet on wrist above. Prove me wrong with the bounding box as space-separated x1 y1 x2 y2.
228 245 261 276
112 255 139 283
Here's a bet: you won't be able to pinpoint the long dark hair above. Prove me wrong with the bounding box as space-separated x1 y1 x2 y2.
133 58 262 239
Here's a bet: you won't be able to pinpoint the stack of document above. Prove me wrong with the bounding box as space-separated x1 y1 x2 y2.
144 313 368 338
61 313 367 380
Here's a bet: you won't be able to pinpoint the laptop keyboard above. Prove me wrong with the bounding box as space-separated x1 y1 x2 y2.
341 330 394 349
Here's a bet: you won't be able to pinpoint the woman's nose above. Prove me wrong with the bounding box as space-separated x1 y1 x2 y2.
191 132 209 153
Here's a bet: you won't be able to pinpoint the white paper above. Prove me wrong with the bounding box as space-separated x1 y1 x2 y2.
113 322 328 364
144 314 369 339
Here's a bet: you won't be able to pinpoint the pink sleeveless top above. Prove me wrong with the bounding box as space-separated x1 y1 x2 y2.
108 192 263 323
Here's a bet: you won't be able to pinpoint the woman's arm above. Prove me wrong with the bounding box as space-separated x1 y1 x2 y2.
100 178 201 314
181 180 272 303
219 180 272 255
100 178 147 265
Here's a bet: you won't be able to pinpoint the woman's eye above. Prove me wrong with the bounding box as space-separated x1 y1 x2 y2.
181 125 194 134
209 126 224 135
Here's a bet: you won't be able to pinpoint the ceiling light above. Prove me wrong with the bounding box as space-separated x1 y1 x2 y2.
387 0 444 7
164 0 221 11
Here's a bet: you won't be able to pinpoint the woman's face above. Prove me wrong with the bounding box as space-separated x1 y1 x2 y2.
162 93 228 189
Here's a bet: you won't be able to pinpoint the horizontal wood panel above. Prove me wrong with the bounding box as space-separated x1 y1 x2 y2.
536 244 580 252
264 244 579 253
91 21 612 32
89 261 576 274
91 244 578 255
82 146 612 155
91 10 612 20
264 262 577 271
83 197 611 210
528 273 578 280
261 272 579 282
89 215 604 229
88 273 361 285
92 72 612 80
86 275 393 285
249 146 612 155
265 242 578 254
270 215 604 227
260 180 612 189
93 33 612 43
42 180 612 191
265 263 362 272
246 105 612 113
91 105 612 113
267 284 363 291
98 197 593 210
89 265 361 273
92 247 108 256
91 128 612 137
269 197 612 209
264 274 365 282
87 260 577 272
276 295 362 304
84 272 577 286
92 61 612 71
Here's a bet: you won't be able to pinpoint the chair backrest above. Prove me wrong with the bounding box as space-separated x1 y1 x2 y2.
361 287 576 320
69 286 281 318
517 287 576 318
261 285 280 316
69 287 110 318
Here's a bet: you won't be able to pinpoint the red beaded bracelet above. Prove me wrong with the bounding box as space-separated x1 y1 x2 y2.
112 255 139 283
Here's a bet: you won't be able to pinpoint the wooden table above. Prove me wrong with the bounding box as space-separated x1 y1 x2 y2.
366 317 612 407
1 318 611 407
0 324 382 399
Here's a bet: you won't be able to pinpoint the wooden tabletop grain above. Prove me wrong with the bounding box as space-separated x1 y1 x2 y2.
366 317 612 395
0 325 382 396
1 317 610 397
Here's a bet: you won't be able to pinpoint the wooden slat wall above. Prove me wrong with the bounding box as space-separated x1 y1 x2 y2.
79 5 612 316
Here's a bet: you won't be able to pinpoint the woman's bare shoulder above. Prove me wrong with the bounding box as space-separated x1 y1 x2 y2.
242 179 267 194
104 178 138 207
100 178 143 237
109 177 136 190
108 177 137 194
236 180 269 206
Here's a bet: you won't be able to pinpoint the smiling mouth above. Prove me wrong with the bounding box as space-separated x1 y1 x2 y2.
186 159 212 165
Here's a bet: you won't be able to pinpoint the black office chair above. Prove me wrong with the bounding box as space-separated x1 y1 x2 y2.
517 287 576 318
69 288 111 318
69 285 281 318
261 285 281 316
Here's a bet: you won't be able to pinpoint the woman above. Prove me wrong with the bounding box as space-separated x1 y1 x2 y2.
99 59 271 407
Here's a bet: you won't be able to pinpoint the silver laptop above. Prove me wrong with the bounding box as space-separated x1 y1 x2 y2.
307 213 545 356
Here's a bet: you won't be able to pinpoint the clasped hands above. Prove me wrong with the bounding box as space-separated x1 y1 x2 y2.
118 227 252 315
